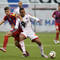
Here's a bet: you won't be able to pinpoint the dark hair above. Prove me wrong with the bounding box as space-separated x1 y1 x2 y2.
58 3 60 6
19 8 24 12
4 7 9 10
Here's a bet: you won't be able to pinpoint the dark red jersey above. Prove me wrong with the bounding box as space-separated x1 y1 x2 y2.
52 11 60 24
3 13 16 26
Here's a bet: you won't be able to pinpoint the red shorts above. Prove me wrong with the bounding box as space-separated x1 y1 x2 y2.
10 26 23 41
55 22 60 31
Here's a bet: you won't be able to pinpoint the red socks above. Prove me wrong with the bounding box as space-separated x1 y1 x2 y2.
3 36 8 49
56 32 59 40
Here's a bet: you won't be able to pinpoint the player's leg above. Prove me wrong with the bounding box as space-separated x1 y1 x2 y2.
0 31 12 52
14 35 24 52
19 33 29 57
54 23 60 44
15 40 23 51
13 29 29 57
32 38 48 58
28 32 48 58
55 25 59 40
14 38 29 57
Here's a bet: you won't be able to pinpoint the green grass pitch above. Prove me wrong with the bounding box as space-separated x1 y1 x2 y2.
0 32 60 60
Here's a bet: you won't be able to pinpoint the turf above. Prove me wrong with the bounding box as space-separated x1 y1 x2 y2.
0 32 60 60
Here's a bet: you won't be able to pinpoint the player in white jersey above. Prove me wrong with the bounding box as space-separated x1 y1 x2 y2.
15 8 48 58
13 1 22 14
14 1 30 56
13 1 30 15
20 14 39 40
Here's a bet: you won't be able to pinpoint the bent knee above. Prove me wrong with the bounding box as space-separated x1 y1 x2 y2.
32 38 39 42
6 32 12 37
19 34 26 40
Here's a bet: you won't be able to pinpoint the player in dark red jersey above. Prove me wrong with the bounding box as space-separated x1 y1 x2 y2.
0 7 29 57
52 3 60 44
0 7 16 51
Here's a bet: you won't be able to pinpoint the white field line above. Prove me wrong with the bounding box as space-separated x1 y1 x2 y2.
0 44 60 47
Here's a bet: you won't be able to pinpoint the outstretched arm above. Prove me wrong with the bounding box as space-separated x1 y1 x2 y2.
15 19 20 29
52 11 56 18
28 14 40 22
0 20 5 25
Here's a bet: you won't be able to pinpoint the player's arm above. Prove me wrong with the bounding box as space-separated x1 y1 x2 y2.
15 19 20 29
20 17 26 28
52 11 56 18
18 15 26 28
16 14 22 19
28 14 40 22
15 14 26 28
13 13 22 20
0 20 5 25
16 15 26 27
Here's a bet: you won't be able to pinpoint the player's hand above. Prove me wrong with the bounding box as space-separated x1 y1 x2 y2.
16 14 23 21
19 15 23 21
16 14 20 18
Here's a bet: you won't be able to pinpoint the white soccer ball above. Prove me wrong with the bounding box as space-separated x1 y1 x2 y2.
49 51 56 58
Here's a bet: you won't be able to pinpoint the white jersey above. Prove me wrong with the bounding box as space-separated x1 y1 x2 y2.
15 14 39 40
22 14 39 40
15 14 39 30
13 7 30 14
22 14 39 32
13 7 20 14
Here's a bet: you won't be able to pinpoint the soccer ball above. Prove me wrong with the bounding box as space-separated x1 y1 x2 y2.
49 51 56 58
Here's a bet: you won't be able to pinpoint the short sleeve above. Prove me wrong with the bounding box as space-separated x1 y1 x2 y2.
28 14 39 21
3 16 7 21
52 11 56 18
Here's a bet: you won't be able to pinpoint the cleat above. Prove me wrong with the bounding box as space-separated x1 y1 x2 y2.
23 51 29 57
0 48 6 52
54 40 60 44
26 51 30 56
41 54 48 58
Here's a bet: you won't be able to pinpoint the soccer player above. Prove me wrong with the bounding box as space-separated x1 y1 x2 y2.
0 7 16 52
52 3 60 44
0 7 29 57
13 1 29 15
15 8 48 58
13 1 22 14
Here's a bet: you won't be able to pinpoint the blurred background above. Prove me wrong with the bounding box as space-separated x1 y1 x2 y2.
0 0 60 32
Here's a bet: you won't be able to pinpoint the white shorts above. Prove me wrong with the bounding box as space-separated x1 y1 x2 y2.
21 31 38 40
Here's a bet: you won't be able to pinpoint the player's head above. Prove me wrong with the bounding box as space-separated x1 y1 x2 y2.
4 7 10 16
18 1 22 8
58 3 60 11
19 8 25 17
